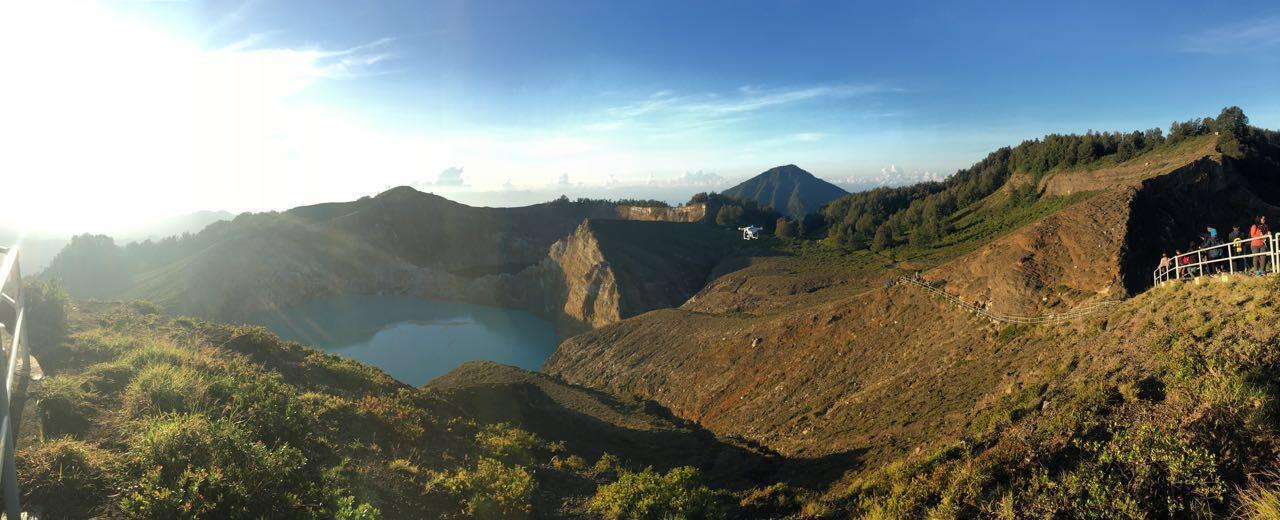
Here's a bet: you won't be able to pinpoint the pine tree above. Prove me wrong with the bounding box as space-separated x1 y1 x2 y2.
871 224 893 252
715 205 743 226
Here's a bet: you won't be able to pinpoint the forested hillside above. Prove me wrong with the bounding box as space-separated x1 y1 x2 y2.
822 106 1275 250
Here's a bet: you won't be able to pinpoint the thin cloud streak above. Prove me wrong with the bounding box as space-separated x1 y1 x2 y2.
588 83 895 132
1181 16 1280 53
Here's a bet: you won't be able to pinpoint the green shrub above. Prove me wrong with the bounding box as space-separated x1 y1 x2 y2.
68 329 140 362
303 351 401 396
82 360 137 394
1010 421 1226 518
17 437 118 518
551 454 587 472
121 413 336 518
738 482 811 518
213 368 320 455
475 423 562 465
38 374 96 436
997 323 1031 344
335 494 382 520
122 363 211 416
426 457 535 518
22 279 70 353
129 300 164 315
1097 423 1226 514
117 338 206 369
592 453 624 478
588 466 725 520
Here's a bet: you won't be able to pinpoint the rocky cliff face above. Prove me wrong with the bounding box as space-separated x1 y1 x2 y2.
615 203 706 222
494 219 737 334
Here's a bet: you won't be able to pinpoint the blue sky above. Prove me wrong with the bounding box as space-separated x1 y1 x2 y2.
3 0 1280 232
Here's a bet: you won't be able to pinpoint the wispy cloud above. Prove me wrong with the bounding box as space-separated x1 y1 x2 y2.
1181 16 1280 53
748 132 828 149
586 83 894 133
212 35 395 85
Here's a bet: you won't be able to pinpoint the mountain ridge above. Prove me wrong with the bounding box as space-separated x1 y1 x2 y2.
722 164 848 218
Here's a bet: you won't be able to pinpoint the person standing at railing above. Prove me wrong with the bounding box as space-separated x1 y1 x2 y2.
1229 224 1247 273
1203 227 1223 274
1158 252 1172 279
1251 216 1272 275
1177 248 1191 278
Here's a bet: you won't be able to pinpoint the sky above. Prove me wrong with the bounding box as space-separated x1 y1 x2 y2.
2 0 1280 235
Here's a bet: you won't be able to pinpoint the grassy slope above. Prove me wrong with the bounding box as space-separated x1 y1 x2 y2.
831 275 1280 517
21 302 603 518
19 301 817 519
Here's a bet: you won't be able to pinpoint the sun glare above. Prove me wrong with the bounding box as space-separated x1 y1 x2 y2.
0 2 341 234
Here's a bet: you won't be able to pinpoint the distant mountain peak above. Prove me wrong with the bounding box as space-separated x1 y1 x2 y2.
722 165 848 218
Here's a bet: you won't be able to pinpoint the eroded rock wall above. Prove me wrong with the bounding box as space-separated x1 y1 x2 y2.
616 204 707 223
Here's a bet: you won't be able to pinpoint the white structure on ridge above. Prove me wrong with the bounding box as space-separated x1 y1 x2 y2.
739 225 762 240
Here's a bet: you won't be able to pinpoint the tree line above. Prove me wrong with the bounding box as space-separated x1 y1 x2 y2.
818 106 1264 251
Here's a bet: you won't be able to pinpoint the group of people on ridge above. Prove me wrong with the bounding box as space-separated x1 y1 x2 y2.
1157 216 1273 279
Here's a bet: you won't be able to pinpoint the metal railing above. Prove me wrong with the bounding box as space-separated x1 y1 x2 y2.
1152 232 1280 285
895 276 1123 324
0 246 27 518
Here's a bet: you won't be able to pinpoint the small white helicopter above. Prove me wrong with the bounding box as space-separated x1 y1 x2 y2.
738 225 762 240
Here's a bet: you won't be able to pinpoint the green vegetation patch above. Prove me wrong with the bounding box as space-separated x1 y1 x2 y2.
588 466 726 520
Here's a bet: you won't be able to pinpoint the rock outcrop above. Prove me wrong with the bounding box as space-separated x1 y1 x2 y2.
615 203 706 222
499 219 737 334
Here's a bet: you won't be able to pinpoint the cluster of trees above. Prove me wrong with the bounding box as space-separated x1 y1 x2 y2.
565 197 671 208
689 192 784 231
822 107 1258 251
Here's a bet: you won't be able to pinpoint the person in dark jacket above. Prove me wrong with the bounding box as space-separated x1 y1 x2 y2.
1203 226 1222 274
1228 224 1246 273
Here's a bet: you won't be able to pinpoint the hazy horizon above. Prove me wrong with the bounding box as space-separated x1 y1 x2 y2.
4 0 1279 235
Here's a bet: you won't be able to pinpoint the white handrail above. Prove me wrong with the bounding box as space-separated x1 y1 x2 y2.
895 276 1122 324
0 246 26 518
1152 231 1280 285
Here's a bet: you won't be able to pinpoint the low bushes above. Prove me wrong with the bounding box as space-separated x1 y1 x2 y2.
120 413 337 518
37 374 96 436
16 437 118 519
426 457 536 518
475 422 564 465
588 466 725 520
122 363 211 416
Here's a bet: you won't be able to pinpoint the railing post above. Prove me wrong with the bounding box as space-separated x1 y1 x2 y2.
1228 242 1234 274
1264 233 1274 276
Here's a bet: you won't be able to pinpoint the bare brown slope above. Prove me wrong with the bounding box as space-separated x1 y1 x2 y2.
548 280 1130 463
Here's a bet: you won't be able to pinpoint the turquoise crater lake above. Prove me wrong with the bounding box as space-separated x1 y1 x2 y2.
254 295 558 386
